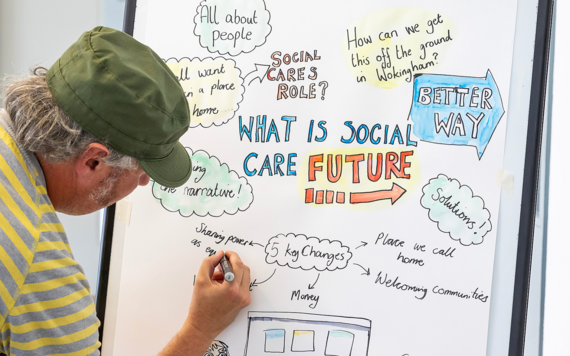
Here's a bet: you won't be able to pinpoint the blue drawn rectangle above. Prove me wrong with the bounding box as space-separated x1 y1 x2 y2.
265 329 286 353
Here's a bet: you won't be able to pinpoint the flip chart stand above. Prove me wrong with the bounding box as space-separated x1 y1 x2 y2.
508 0 554 355
95 1 555 354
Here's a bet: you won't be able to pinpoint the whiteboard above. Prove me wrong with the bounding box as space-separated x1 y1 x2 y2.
97 0 551 355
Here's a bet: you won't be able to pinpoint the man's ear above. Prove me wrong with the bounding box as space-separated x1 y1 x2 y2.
75 143 111 180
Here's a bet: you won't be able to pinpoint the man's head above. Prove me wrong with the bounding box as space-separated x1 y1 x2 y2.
3 67 150 215
2 27 191 214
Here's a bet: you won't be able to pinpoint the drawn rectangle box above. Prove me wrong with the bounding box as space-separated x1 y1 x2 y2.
292 330 315 352
325 330 354 356
326 191 334 204
315 190 324 204
265 329 286 353
305 188 314 203
245 312 371 356
305 189 346 204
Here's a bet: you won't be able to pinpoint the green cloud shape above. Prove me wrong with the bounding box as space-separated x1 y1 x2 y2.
153 148 254 217
420 174 491 246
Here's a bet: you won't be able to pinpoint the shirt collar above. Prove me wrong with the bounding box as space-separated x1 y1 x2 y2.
0 109 48 188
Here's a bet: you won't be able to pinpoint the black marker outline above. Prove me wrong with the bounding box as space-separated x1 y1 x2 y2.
152 147 255 218
264 233 353 272
193 0 273 57
163 56 245 128
407 70 505 160
420 173 492 246
245 311 371 356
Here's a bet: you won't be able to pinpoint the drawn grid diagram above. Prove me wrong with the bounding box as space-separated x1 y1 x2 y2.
245 312 371 356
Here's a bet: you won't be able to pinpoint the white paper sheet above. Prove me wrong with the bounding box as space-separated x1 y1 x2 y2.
109 1 518 355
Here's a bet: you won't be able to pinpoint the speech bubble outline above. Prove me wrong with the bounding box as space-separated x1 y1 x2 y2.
409 70 505 159
152 148 254 217
194 0 272 56
165 57 245 128
420 174 492 246
265 233 353 272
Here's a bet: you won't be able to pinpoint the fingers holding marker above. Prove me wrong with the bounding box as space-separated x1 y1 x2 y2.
198 250 225 283
196 250 251 304
212 268 225 282
224 250 245 283
232 252 251 291
219 252 235 282
224 250 252 306
239 263 251 306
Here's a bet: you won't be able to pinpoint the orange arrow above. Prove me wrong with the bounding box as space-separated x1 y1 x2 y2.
350 183 406 205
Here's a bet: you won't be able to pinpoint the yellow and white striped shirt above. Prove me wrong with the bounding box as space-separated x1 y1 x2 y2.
0 111 100 355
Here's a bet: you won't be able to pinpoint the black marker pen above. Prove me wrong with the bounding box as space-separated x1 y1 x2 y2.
220 253 235 282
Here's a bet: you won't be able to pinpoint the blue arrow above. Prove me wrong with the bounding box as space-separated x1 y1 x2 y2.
409 70 504 159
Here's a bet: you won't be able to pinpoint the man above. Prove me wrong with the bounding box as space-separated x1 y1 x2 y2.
0 26 251 355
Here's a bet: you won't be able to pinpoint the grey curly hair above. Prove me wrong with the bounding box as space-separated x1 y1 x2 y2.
2 67 137 170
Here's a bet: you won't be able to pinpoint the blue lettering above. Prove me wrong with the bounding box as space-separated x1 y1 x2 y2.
356 124 369 144
256 115 266 142
244 153 258 176
316 121 327 142
288 153 297 176
281 116 296 142
371 124 381 144
390 125 404 145
267 120 280 142
274 154 285 176
259 155 273 176
239 116 253 142
341 121 356 144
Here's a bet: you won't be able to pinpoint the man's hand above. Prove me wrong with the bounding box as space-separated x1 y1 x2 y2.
158 250 251 356
187 250 251 338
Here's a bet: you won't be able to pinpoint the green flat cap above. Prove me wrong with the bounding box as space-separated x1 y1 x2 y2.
47 26 191 187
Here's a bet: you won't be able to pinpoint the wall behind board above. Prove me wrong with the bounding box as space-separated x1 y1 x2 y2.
0 0 126 297
543 1 570 354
